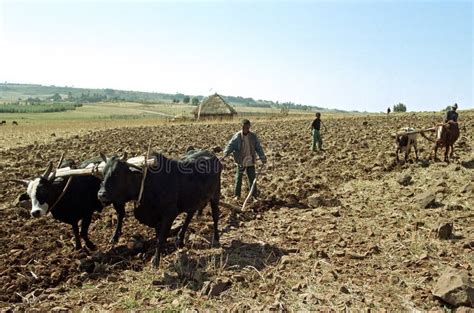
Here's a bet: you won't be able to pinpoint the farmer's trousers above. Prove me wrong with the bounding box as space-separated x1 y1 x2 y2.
234 165 256 198
312 129 323 151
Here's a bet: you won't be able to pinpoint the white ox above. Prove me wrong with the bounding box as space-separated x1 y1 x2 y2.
395 127 418 162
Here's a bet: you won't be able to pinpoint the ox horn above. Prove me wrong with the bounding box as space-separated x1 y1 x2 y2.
48 170 57 181
9 179 30 187
100 152 107 163
42 161 53 179
47 152 66 181
56 152 65 170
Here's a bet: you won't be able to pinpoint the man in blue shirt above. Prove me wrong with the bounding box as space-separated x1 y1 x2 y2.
222 119 267 199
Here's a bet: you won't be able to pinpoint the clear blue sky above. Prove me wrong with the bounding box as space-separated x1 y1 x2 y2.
0 0 472 112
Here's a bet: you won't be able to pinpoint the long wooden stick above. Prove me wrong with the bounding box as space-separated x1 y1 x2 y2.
395 127 436 137
242 178 257 211
420 130 436 143
241 165 263 211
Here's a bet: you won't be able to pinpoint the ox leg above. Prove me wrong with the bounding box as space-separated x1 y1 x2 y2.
80 216 96 251
396 148 400 162
433 144 439 161
414 144 419 161
210 199 220 247
176 211 195 248
449 145 454 159
152 216 174 268
110 202 125 244
72 223 82 250
444 146 449 163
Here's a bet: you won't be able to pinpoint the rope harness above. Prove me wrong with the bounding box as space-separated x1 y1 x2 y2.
419 129 436 143
134 163 148 209
134 140 152 209
47 176 73 214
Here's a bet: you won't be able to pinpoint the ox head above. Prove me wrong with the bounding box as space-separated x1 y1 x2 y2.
395 127 416 147
97 153 137 204
13 162 58 218
395 134 408 147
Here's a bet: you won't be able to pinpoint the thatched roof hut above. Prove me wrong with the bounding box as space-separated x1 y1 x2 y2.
193 93 237 120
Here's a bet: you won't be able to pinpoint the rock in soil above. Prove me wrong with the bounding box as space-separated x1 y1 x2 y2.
437 222 454 240
414 191 436 209
432 267 474 307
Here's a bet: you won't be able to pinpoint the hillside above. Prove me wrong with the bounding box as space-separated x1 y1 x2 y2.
0 83 344 113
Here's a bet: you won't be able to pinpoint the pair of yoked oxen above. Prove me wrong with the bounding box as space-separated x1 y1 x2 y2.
14 149 221 267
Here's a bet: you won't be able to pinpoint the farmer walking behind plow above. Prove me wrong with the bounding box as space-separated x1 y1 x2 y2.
221 119 267 200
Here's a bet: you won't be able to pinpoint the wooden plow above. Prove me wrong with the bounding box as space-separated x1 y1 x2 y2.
241 164 265 212
16 147 247 214
51 156 158 178
394 126 436 137
393 126 438 142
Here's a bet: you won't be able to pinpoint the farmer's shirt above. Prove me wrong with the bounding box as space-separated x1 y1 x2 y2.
311 118 321 131
223 131 267 166
241 132 254 167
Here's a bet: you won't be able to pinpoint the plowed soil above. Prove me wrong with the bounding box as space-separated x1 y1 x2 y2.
1 112 473 311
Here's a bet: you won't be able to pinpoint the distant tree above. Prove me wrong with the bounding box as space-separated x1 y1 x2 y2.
104 88 115 96
191 97 200 105
26 97 41 105
393 103 407 112
51 93 62 101
183 96 190 104
172 99 180 103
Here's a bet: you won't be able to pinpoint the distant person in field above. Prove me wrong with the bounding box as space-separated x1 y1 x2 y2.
387 107 391 115
444 103 458 123
311 112 326 152
222 119 267 199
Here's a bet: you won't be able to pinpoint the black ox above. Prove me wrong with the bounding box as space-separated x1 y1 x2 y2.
15 160 125 250
97 150 222 267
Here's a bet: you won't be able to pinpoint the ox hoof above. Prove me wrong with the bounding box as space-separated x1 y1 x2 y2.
211 240 221 248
